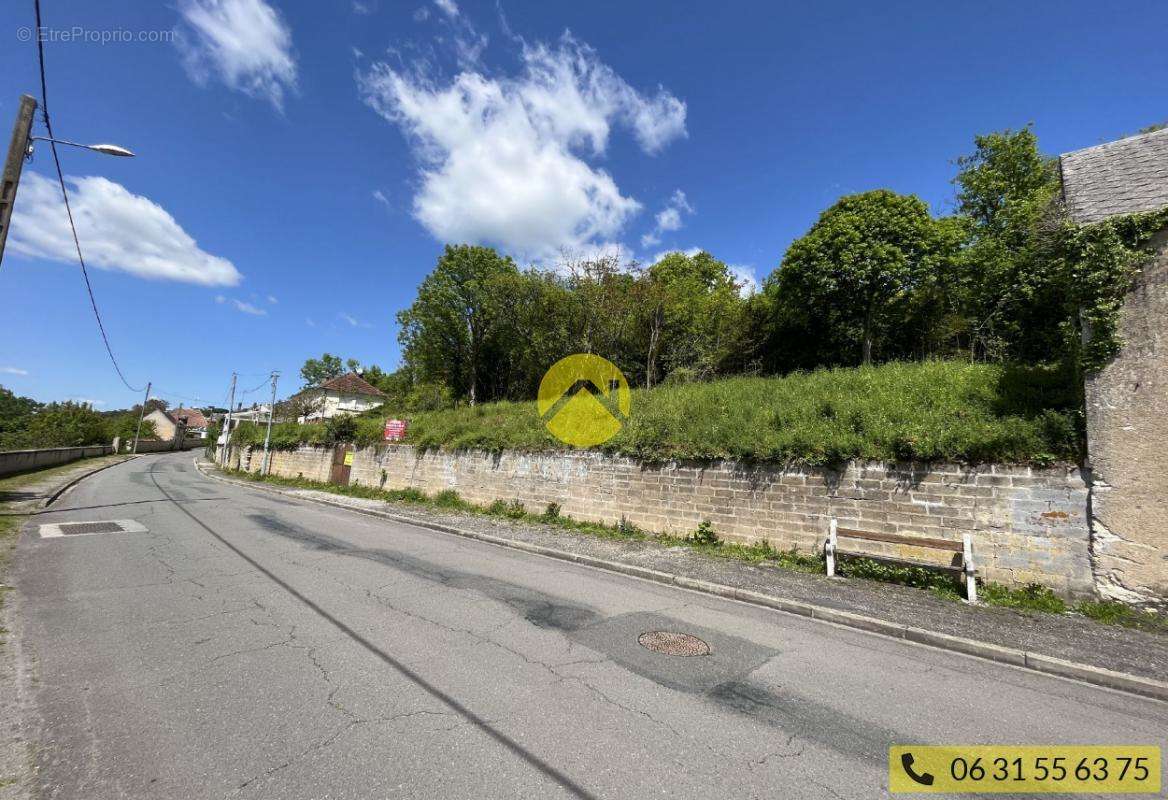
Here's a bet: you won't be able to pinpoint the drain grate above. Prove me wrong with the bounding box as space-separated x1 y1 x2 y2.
638 630 711 657
39 519 147 539
60 522 125 535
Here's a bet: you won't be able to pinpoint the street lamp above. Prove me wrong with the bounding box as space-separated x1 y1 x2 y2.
29 136 135 158
0 94 136 267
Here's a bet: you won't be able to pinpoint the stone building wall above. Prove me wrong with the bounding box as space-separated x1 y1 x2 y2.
233 443 1094 596
1085 228 1168 605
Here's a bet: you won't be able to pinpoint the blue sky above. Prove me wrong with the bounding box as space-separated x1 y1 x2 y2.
0 0 1164 410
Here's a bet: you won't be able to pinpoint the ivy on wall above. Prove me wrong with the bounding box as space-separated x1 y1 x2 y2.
1059 207 1168 373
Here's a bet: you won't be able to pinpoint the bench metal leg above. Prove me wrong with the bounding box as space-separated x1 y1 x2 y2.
962 533 977 603
825 517 838 577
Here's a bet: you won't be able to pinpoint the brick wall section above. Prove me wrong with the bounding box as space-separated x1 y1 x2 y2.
236 443 1094 596
1084 228 1168 605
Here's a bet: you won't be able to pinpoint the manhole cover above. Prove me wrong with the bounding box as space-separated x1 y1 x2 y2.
638 630 711 657
60 522 125 535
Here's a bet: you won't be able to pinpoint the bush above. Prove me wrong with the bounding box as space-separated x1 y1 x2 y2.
690 520 720 546
542 502 561 520
324 414 358 444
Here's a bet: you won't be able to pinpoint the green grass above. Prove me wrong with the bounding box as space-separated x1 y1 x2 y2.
1074 599 1168 633
232 361 1080 465
223 466 1168 632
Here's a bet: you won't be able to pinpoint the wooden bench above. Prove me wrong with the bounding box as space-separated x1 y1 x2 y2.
825 517 977 603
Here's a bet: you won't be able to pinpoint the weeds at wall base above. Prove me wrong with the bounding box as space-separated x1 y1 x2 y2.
222 467 1165 631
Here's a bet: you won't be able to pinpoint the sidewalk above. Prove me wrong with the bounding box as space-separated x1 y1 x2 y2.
197 459 1168 699
0 455 133 515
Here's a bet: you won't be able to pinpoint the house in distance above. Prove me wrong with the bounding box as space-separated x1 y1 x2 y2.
291 372 387 423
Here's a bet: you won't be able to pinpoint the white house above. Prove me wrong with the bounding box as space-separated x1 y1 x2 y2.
293 372 387 422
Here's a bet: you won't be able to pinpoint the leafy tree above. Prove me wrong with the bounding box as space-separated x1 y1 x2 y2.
397 245 521 405
273 393 323 423
0 385 40 441
770 190 949 364
643 251 746 384
20 402 109 448
950 127 1062 361
108 413 156 442
300 353 346 387
141 398 169 415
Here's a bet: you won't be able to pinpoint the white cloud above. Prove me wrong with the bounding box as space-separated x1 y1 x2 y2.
433 0 458 17
10 172 242 286
216 295 267 315
339 312 372 328
728 265 759 296
69 397 106 407
372 189 391 210
641 189 693 248
0 367 29 376
306 317 317 327
176 0 298 111
267 294 279 304
352 0 375 14
359 31 686 260
413 6 430 22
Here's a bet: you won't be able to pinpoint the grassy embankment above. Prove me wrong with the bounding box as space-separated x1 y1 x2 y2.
234 360 1082 465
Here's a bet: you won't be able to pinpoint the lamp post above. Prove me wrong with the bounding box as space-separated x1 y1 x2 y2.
29 136 135 158
0 94 135 268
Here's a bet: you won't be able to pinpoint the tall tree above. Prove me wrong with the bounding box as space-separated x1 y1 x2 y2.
950 127 1062 361
771 190 948 364
397 245 521 405
644 251 746 383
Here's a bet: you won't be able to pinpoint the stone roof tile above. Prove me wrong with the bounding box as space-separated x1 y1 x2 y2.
1060 127 1168 224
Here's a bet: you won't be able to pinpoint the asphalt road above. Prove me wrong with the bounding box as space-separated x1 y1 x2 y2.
11 452 1166 799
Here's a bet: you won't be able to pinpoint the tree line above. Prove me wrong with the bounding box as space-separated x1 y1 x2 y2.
0 387 159 450
309 126 1163 412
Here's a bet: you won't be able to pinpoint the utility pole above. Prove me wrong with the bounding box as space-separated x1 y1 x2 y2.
0 95 37 269
220 372 236 466
132 381 152 454
261 371 279 475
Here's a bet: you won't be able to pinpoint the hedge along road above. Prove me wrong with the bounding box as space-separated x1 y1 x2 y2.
10 452 1165 799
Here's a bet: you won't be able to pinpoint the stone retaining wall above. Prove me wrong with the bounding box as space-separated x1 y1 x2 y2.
0 445 114 477
230 443 1094 596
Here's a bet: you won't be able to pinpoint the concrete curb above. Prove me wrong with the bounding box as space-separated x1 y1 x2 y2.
196 459 1168 703
0 456 135 516
42 456 136 510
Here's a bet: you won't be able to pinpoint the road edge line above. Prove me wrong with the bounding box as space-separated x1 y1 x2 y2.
195 458 1168 703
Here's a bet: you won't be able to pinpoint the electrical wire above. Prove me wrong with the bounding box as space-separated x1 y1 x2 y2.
239 375 273 396
32 0 143 394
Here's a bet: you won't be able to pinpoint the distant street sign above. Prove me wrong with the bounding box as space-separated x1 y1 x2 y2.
384 419 407 442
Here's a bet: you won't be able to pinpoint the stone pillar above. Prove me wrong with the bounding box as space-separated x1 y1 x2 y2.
1085 228 1168 606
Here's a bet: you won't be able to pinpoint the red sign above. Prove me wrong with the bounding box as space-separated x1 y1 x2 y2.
384 419 408 442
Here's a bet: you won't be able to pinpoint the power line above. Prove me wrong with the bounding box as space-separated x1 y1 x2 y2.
32 0 142 394
239 376 273 395
152 387 205 405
